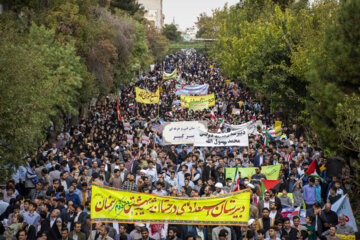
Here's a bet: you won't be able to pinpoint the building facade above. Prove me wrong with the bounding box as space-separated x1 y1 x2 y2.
137 0 164 29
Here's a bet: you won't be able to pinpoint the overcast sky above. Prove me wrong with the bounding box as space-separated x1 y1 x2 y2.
163 0 240 30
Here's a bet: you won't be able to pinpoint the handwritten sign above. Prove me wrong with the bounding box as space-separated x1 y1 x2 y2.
180 94 215 108
194 129 249 147
141 135 150 145
123 122 131 131
91 182 250 226
162 121 208 145
175 84 209 96
126 134 133 144
135 87 160 104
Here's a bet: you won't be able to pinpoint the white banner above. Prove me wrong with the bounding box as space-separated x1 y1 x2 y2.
224 120 262 135
331 195 358 232
175 84 209 96
162 121 208 145
194 129 249 147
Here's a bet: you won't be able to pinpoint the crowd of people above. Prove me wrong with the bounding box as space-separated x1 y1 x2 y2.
0 50 356 240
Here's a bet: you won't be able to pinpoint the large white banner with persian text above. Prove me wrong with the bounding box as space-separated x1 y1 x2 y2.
194 129 249 147
162 121 208 145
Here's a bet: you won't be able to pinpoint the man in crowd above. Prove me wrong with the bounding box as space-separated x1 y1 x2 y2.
1 51 351 240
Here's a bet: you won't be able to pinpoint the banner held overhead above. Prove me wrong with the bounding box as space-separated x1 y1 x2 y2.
91 182 251 226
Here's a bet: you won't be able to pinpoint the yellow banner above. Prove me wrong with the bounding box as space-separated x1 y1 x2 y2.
135 87 160 104
274 121 282 137
180 94 215 108
225 79 231 84
91 182 250 226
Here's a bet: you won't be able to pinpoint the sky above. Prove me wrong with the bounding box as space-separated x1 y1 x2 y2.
163 0 240 31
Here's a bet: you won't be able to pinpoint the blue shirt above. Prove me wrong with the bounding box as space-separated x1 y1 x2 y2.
314 185 322 202
303 184 317 205
66 192 81 206
0 200 9 215
24 211 40 226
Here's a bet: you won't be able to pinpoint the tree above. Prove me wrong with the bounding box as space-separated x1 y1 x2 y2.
0 24 87 179
110 0 144 15
162 24 181 42
306 0 360 222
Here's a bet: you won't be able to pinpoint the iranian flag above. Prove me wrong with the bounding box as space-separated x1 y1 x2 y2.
210 109 216 121
305 159 325 182
128 102 134 108
231 165 240 192
167 111 174 118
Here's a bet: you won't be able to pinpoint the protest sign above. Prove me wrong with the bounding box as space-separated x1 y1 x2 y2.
91 182 250 226
275 121 282 137
141 135 150 145
189 101 209 111
226 165 281 181
331 195 358 232
180 94 215 108
135 87 160 104
224 120 260 135
232 108 241 115
194 129 248 147
163 69 178 80
175 84 209 96
126 134 133 144
123 122 131 131
162 121 208 145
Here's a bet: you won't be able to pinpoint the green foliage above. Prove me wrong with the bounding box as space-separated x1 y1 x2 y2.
110 0 144 16
162 24 182 42
0 23 87 176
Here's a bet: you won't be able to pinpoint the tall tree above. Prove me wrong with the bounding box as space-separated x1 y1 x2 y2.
162 24 181 42
306 0 360 216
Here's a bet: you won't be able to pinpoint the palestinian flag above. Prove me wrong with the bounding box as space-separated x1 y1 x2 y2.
231 165 240 192
305 159 325 182
128 102 134 108
261 179 282 195
210 109 216 121
116 98 122 122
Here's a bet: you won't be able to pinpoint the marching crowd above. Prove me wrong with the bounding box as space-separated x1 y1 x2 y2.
0 50 356 240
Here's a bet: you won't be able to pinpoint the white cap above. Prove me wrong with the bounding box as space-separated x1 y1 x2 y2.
140 169 146 174
248 219 255 226
114 146 120 151
135 223 145 227
215 183 223 189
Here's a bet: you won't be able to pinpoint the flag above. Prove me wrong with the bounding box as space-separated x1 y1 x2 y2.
331 195 358 232
157 116 166 124
210 109 216 121
128 102 134 108
305 159 325 182
281 206 300 218
251 113 256 120
116 98 122 122
231 165 240 192
261 179 282 195
166 111 174 118
284 153 291 163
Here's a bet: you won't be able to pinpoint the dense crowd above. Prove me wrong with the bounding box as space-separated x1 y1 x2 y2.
0 50 355 240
